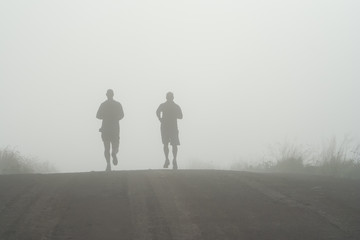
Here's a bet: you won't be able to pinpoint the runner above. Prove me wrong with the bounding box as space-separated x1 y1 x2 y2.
156 92 183 170
96 89 124 171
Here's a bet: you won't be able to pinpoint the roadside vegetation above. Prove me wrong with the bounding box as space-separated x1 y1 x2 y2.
231 137 360 179
0 147 56 174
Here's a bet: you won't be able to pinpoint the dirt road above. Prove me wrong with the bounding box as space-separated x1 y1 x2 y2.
0 170 359 240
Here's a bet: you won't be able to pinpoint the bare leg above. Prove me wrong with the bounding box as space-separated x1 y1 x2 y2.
163 144 170 168
172 145 178 170
111 137 119 166
103 141 111 171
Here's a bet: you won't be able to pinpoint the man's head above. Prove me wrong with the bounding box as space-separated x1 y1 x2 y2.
106 89 114 100
166 92 174 101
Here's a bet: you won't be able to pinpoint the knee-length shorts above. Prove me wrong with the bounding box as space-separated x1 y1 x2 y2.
161 125 180 146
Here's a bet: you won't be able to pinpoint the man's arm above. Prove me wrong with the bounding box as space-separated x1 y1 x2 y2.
177 105 183 119
96 104 103 120
156 104 162 122
118 103 124 120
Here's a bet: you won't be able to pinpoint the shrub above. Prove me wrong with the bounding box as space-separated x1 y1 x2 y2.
230 137 360 179
319 137 360 178
269 142 311 173
0 148 56 174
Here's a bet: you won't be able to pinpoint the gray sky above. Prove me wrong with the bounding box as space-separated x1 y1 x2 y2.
1 0 359 172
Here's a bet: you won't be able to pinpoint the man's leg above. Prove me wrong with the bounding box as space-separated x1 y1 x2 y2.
111 137 119 166
172 145 178 170
103 140 111 171
163 143 170 168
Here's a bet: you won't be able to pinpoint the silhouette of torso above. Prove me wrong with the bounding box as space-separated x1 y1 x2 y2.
157 101 182 131
96 99 124 136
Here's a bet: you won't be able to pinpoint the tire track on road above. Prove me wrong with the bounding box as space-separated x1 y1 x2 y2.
0 174 76 240
128 171 172 240
148 171 203 240
240 174 355 239
50 172 133 240
0 178 44 239
0 177 36 215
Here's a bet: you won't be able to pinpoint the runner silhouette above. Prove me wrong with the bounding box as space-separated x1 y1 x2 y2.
96 89 124 171
156 92 183 170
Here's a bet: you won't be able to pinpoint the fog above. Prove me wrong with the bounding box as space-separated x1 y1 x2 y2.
1 1 359 172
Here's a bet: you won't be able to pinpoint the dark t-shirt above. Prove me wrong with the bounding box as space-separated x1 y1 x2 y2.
156 101 183 131
96 99 124 136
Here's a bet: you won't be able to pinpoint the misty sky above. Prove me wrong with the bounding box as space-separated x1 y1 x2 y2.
1 1 359 172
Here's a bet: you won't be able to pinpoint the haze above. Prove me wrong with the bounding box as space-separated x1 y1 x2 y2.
1 1 359 172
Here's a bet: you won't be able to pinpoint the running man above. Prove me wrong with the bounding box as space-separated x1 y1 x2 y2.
96 89 124 171
156 92 183 170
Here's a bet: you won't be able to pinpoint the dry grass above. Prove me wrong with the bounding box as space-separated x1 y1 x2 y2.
0 147 56 174
231 137 360 179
